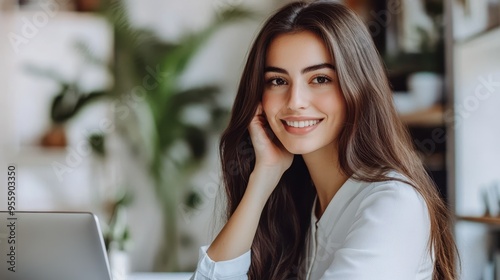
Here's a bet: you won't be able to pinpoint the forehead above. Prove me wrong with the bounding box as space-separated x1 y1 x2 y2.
265 31 333 68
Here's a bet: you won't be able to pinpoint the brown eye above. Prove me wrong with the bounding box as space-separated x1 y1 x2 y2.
268 77 287 86
312 76 331 84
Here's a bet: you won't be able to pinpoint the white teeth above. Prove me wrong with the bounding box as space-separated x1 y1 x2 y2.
285 120 320 128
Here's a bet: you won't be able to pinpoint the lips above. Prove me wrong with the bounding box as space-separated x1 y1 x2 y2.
280 118 323 135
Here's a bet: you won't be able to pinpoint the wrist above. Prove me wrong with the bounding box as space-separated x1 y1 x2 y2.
250 167 283 187
252 165 286 181
245 169 282 204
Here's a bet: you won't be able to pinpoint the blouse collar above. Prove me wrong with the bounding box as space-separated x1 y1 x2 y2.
310 177 366 234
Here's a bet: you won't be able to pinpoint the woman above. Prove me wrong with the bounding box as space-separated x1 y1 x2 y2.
191 1 458 279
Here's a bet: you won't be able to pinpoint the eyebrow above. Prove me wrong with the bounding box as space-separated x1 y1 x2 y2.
264 63 335 75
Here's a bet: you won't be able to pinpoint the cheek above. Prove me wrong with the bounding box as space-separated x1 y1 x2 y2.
317 91 345 114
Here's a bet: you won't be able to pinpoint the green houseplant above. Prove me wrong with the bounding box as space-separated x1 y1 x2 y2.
98 0 252 271
24 59 107 147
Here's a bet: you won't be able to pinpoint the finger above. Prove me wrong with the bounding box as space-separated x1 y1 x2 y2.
249 123 270 150
255 103 263 117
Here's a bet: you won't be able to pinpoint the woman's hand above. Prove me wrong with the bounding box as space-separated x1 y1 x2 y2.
206 104 293 262
248 103 293 178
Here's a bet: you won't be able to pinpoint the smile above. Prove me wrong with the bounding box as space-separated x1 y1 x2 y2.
284 120 321 128
280 118 323 135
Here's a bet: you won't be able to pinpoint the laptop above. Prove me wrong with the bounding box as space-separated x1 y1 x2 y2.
0 211 112 280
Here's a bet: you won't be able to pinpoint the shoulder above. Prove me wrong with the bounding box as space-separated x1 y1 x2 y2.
354 172 429 223
358 171 425 204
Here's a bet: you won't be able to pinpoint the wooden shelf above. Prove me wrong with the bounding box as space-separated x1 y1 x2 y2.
399 104 444 127
458 216 500 225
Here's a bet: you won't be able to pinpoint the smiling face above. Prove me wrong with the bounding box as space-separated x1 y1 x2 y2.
262 31 346 156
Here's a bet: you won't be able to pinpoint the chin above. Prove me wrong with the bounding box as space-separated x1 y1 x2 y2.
281 142 318 155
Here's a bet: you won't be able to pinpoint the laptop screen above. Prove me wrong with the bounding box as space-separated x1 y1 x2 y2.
0 211 112 280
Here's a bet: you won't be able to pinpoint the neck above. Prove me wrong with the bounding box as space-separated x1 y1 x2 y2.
302 144 348 219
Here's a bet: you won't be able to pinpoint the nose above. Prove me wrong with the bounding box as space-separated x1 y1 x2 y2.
287 83 309 110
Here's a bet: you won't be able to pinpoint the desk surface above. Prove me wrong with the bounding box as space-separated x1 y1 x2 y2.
129 273 193 280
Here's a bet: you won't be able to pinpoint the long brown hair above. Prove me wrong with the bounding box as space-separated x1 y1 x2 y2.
219 1 458 279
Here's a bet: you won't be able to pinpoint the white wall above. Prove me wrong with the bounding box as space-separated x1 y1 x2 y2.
0 2 15 158
454 26 500 280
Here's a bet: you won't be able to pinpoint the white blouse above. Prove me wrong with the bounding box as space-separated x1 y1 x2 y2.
191 172 434 280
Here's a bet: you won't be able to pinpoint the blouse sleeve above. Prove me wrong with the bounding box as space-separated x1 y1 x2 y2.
319 183 433 280
190 245 251 280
